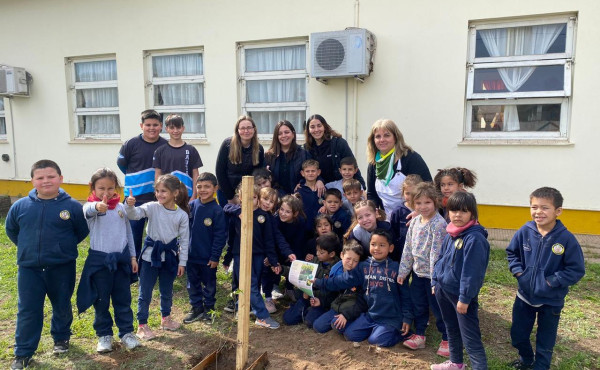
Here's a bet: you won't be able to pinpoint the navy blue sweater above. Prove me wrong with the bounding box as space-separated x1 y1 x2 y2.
295 184 322 228
6 189 89 267
304 137 366 188
265 147 311 195
314 257 413 331
188 199 227 265
389 201 412 260
215 137 265 201
330 207 352 242
432 224 490 304
274 216 308 260
506 220 585 307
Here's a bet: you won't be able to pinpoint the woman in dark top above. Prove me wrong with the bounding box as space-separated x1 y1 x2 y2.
265 120 312 195
216 115 264 203
366 119 432 219
303 114 365 188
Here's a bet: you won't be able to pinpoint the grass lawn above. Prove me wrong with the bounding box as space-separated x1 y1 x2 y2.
0 218 599 369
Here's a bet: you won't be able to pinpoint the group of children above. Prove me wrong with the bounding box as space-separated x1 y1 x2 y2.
5 155 586 370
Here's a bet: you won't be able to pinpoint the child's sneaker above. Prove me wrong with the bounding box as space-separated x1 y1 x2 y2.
121 332 141 350
430 360 466 370
96 335 113 353
161 316 181 331
352 342 361 348
437 340 450 357
509 359 533 369
265 299 277 313
52 340 69 355
271 287 284 300
224 299 236 313
136 324 156 341
10 356 31 369
254 317 280 329
183 307 204 324
403 334 426 350
201 311 214 323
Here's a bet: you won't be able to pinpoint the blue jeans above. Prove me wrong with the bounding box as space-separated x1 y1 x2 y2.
14 261 76 357
91 266 134 338
186 261 217 311
261 265 281 299
282 298 326 328
343 313 409 347
435 287 487 369
313 309 349 334
511 296 562 370
137 260 177 324
410 273 447 340
233 254 269 320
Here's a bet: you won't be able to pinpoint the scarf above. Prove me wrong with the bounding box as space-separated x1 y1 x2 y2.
446 219 478 238
375 148 395 186
87 193 121 210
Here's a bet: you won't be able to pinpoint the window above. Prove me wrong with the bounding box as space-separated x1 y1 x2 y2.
239 41 309 138
465 15 576 140
146 49 205 136
0 98 6 139
67 56 120 138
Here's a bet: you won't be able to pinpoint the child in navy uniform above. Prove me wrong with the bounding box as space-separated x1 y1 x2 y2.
184 173 227 324
431 192 489 370
390 174 423 259
313 229 413 348
325 156 364 203
295 159 323 228
6 160 89 369
506 187 585 370
322 188 352 242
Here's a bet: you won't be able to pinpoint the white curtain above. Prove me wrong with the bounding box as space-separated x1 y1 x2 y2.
480 24 564 131
249 111 305 134
245 46 305 72
75 60 119 134
78 115 120 135
246 79 305 103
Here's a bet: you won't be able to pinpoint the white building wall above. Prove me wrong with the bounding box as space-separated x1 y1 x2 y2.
0 0 598 210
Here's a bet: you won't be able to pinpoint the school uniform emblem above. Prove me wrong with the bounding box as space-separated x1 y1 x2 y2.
454 238 464 250
552 243 565 255
59 210 70 220
318 198 324 205
118 210 124 218
257 215 265 224
334 221 342 229
204 218 213 226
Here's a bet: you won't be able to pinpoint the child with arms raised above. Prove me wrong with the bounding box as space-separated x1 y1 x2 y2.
125 174 190 339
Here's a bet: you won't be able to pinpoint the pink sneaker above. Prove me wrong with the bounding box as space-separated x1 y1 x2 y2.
430 360 466 370
136 324 156 341
437 340 450 357
161 316 181 331
403 334 426 350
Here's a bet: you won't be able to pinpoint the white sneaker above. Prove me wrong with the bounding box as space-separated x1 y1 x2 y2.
96 335 113 353
271 288 284 300
121 332 141 350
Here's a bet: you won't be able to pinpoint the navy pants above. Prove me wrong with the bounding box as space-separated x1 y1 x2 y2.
129 201 147 259
312 309 350 334
261 265 281 299
137 260 177 324
410 273 447 340
435 287 487 369
233 254 269 320
344 313 409 347
282 298 326 328
91 266 134 338
14 261 76 357
511 296 562 370
186 261 217 311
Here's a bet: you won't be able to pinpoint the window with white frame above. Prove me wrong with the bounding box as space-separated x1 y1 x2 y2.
67 56 120 138
0 98 6 138
146 50 205 136
239 41 308 138
465 15 576 140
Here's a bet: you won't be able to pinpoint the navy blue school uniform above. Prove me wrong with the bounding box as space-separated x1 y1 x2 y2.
330 207 352 244
347 220 398 261
188 198 227 312
5 188 89 358
389 201 412 260
432 223 490 369
295 184 322 229
506 220 585 369
261 213 295 299
313 257 413 347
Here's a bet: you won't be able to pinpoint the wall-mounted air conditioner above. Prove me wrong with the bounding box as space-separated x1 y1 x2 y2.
310 28 376 80
0 66 30 97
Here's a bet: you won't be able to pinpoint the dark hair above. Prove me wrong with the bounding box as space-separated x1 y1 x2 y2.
342 240 364 258
303 114 342 151
314 213 333 231
165 114 184 128
339 156 358 169
156 174 190 215
266 120 298 162
89 167 121 193
316 232 341 254
280 194 306 221
412 182 440 209
446 191 478 220
342 178 362 193
434 167 478 191
530 187 563 208
324 188 342 201
370 228 394 245
197 172 218 186
252 167 272 182
31 159 61 177
141 109 161 123
302 159 320 170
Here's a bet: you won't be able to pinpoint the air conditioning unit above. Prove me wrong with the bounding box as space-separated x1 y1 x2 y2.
0 66 29 97
310 28 376 79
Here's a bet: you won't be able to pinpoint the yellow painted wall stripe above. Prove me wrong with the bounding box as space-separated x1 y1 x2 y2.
2 179 599 235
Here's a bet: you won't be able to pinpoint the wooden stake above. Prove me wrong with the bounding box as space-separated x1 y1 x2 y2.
236 176 254 370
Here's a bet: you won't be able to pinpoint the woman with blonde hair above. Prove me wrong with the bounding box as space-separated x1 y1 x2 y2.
366 119 432 219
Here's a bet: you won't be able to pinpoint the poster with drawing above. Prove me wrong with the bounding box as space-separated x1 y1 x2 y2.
289 260 319 297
